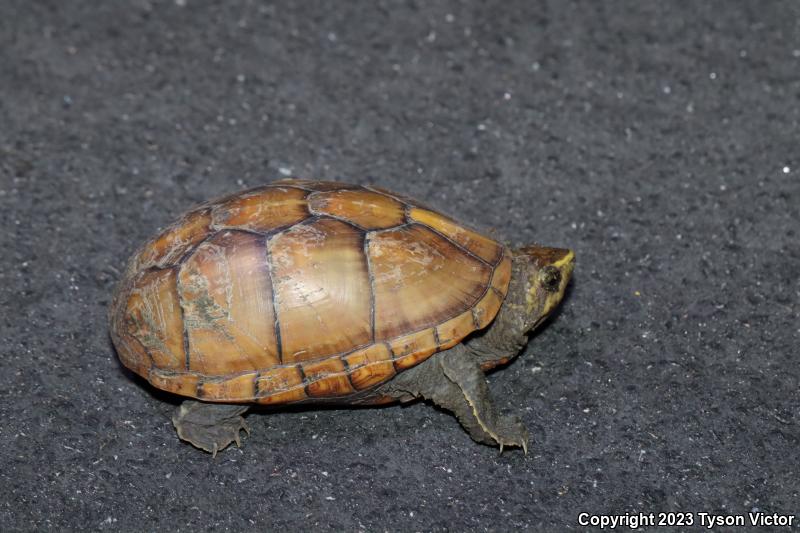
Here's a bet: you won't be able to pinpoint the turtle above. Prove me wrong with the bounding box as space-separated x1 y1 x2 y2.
109 179 574 455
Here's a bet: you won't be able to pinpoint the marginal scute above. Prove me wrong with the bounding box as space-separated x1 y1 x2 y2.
491 249 513 293
408 207 503 265
135 208 212 270
472 284 505 329
212 186 308 233
343 344 396 390
256 366 306 404
435 310 476 348
199 373 256 400
149 368 200 398
369 224 492 341
389 328 438 371
125 268 186 370
269 218 372 363
257 387 307 405
473 250 511 328
178 231 280 375
308 189 405 229
302 358 355 397
114 334 151 377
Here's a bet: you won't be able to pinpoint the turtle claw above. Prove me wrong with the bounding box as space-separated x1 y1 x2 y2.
233 421 250 447
490 415 529 454
495 435 528 455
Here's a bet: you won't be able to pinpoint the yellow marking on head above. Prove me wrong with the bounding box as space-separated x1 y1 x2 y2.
552 249 575 271
527 249 575 317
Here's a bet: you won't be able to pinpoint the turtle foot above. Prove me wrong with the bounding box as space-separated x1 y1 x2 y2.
172 401 250 456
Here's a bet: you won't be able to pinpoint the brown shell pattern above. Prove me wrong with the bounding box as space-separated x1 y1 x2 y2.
109 179 512 404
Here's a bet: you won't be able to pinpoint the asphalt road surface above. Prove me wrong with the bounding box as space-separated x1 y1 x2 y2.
1 1 798 531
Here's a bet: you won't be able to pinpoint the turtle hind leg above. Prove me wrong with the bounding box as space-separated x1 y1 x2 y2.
380 345 529 452
172 400 250 456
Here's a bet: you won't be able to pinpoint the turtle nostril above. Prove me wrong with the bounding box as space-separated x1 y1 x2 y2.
540 266 562 292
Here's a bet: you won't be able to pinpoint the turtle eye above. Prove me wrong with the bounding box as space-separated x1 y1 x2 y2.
540 266 562 293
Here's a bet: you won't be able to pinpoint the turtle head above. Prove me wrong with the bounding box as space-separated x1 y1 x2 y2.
515 246 574 332
461 245 574 370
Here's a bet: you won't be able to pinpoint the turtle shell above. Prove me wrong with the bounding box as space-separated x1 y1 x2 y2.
109 179 512 404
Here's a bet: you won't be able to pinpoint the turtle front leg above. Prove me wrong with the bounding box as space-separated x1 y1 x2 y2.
172 400 250 456
380 346 529 452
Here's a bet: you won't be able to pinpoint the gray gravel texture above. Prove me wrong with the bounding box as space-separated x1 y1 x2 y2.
1 1 799 531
